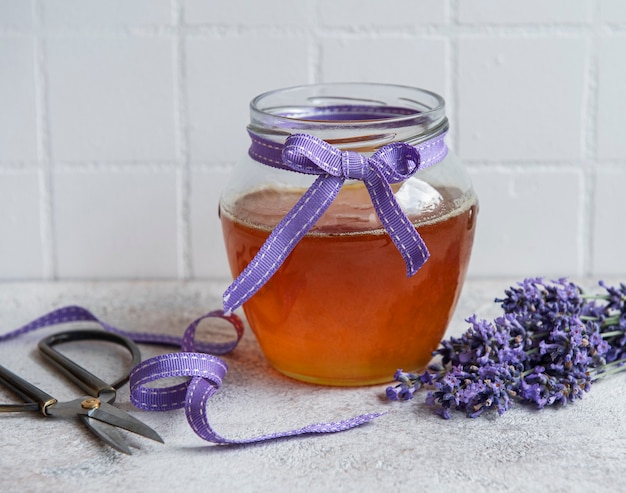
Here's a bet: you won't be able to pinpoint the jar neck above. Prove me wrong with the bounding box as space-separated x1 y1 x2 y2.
247 83 448 153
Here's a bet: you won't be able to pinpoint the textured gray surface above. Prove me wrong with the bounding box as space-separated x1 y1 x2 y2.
1 279 625 493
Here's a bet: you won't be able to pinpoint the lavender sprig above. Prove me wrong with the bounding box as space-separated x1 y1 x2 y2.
386 278 626 419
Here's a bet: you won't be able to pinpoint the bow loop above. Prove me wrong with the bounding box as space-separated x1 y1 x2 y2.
371 142 421 183
282 134 343 176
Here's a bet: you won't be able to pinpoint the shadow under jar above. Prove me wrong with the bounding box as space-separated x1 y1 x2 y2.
219 83 478 386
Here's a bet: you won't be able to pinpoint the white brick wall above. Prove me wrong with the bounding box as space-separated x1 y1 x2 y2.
1 0 625 281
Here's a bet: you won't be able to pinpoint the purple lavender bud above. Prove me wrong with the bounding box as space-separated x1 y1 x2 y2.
386 386 400 401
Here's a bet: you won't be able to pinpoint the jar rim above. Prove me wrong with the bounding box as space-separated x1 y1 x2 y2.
250 82 445 122
249 82 448 144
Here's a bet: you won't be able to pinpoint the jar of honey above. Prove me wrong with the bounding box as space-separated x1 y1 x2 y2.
219 83 478 386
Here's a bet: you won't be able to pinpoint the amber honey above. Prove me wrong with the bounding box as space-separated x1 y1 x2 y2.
221 182 477 385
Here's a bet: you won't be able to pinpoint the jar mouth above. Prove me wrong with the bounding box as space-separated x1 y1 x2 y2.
249 83 448 149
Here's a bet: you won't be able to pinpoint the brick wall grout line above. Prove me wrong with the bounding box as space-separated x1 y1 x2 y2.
448 0 460 154
32 0 56 280
172 0 192 280
309 0 322 84
580 1 601 277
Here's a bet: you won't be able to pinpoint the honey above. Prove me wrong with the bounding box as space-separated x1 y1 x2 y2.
221 182 477 385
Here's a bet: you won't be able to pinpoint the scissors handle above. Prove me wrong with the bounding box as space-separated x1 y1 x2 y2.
38 329 142 401
0 364 57 414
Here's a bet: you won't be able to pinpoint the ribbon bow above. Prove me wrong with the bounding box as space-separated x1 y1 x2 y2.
283 134 428 272
223 132 447 314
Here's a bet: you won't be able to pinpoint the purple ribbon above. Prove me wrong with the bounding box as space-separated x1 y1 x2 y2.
0 305 241 354
223 131 448 314
0 306 384 445
131 350 382 444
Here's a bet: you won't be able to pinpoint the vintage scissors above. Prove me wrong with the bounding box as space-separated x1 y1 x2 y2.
0 329 163 454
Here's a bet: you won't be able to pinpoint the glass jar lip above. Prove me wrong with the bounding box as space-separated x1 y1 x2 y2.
250 82 446 129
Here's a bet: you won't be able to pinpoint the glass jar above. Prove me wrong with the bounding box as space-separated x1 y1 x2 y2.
219 83 478 386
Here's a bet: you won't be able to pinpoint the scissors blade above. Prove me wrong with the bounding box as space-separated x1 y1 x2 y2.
79 414 132 455
47 397 163 444
88 402 164 444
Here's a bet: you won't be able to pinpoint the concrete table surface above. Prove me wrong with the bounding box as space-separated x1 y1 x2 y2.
0 279 625 493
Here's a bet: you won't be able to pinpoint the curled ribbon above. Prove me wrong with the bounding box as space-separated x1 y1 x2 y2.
128 309 383 443
222 132 448 314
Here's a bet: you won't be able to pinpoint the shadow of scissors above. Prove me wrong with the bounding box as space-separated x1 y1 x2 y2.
0 329 163 454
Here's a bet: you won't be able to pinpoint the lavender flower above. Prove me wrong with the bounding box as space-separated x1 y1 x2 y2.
423 362 516 419
386 278 626 419
386 370 422 401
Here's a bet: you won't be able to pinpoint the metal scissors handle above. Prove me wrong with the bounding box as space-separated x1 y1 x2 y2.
38 329 141 404
0 329 163 454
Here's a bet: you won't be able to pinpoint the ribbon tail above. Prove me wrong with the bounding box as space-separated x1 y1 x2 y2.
222 175 344 314
0 306 95 342
186 373 386 444
365 172 429 276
